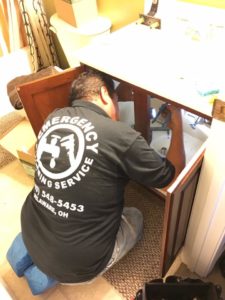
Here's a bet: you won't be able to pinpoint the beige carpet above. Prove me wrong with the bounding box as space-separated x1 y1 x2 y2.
0 111 24 139
0 145 17 168
0 111 24 168
104 181 164 300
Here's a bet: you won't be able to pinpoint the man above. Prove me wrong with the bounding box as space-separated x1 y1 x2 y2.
21 69 185 284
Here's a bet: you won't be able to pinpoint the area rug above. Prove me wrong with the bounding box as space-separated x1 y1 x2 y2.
0 145 16 169
0 111 24 168
0 111 24 139
104 181 164 300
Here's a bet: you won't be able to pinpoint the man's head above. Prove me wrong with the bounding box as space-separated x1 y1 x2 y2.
70 69 119 121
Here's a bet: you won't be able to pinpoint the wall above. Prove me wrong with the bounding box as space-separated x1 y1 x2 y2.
42 0 144 68
97 0 144 31
44 0 144 31
0 47 33 116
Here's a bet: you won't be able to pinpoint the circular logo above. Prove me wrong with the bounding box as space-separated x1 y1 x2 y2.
36 124 85 180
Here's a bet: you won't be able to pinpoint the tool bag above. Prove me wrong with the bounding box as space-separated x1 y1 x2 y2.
134 276 223 300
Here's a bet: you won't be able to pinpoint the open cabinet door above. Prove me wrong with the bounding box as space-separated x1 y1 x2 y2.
17 66 84 136
160 142 207 276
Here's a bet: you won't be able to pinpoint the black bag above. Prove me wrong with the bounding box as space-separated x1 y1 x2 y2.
134 276 223 300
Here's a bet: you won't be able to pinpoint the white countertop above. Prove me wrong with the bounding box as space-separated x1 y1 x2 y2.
75 22 225 118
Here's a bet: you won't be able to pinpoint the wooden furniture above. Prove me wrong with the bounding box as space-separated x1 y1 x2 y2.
160 143 205 274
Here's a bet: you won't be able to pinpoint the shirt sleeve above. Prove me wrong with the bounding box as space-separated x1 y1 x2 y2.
122 135 175 188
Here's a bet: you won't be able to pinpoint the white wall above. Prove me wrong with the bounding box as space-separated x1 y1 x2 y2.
182 118 225 276
0 47 33 117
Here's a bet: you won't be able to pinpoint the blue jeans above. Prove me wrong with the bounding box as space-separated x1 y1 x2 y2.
62 207 143 285
101 206 143 273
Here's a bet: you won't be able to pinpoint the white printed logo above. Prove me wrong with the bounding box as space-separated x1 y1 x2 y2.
37 124 85 180
36 116 98 189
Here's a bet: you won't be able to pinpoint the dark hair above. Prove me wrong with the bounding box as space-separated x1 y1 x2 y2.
69 68 115 105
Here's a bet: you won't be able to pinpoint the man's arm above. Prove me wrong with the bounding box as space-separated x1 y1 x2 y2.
164 105 186 186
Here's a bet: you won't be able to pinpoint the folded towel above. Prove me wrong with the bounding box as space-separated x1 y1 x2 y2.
196 80 220 97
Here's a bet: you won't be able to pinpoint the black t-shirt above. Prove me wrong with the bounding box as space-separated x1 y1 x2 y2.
21 100 175 283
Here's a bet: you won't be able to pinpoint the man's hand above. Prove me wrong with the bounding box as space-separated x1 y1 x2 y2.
161 104 182 131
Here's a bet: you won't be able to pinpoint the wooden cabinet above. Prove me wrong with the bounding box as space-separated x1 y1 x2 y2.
130 85 209 275
159 142 206 275
17 67 208 277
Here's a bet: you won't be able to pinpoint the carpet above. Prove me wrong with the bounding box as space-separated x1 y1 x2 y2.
0 111 24 139
104 181 164 300
0 111 24 168
0 145 16 169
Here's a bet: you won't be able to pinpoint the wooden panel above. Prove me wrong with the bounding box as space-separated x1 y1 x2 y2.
160 142 207 276
17 66 84 136
133 87 151 143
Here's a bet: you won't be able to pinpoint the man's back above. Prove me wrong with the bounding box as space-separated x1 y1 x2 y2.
21 100 140 283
